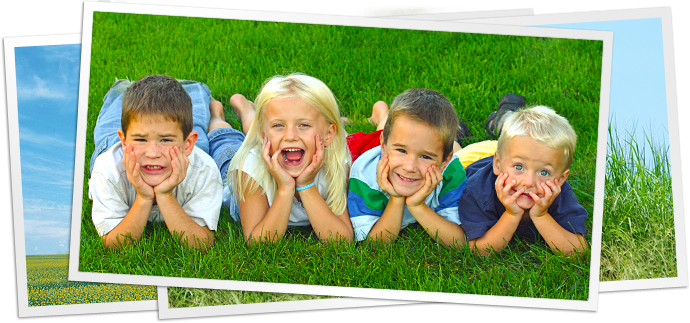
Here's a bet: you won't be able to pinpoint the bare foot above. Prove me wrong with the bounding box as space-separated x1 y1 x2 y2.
230 94 256 135
368 101 389 131
208 99 233 133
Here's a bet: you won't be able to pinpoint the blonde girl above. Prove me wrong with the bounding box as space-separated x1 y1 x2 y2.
207 73 352 243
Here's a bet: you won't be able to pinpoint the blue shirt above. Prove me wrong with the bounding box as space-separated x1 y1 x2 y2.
458 156 588 241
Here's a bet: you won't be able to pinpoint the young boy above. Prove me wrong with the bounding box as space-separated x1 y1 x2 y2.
457 103 588 255
347 88 466 247
88 75 222 250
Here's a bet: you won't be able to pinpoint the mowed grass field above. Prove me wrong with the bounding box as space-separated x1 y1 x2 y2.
80 12 602 301
26 254 156 306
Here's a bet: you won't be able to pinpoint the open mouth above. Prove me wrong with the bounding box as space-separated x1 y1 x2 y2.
281 148 305 166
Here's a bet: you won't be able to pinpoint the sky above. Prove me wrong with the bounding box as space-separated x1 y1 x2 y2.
12 19 669 255
15 44 81 255
540 18 669 163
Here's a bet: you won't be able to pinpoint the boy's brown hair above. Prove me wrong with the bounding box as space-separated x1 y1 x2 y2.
121 75 193 138
381 88 458 159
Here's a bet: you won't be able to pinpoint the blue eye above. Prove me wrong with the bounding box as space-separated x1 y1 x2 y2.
539 170 550 176
514 164 523 171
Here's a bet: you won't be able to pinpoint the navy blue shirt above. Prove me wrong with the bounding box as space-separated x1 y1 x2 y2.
458 156 588 241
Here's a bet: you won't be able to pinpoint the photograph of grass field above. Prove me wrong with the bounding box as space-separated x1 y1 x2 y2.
26 254 156 306
72 4 606 307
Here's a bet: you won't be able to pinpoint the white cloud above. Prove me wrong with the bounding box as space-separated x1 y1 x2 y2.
18 127 75 149
24 219 70 239
17 75 66 100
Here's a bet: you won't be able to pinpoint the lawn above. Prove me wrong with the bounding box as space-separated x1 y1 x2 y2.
79 12 602 301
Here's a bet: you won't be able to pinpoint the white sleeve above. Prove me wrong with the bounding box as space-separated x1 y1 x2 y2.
88 171 133 236
179 154 223 231
350 215 380 242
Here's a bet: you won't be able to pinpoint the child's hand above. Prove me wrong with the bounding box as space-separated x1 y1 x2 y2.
122 143 154 201
376 153 402 198
529 178 562 218
153 145 189 197
295 135 325 188
261 136 296 190
406 164 442 208
495 173 524 217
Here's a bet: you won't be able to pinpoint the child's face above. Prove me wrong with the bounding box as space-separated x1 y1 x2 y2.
117 115 196 187
262 97 336 178
493 136 570 210
380 115 451 197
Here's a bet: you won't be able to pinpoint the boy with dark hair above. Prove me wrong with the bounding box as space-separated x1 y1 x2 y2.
88 75 222 250
347 88 466 247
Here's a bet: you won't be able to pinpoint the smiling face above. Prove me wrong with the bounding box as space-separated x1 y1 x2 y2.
493 136 570 210
117 114 196 187
381 115 451 197
262 97 336 178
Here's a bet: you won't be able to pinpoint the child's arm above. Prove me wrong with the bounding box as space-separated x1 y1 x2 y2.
406 164 465 248
101 143 156 249
529 179 588 254
469 172 524 255
296 135 353 242
238 173 293 243
366 153 406 243
154 146 215 249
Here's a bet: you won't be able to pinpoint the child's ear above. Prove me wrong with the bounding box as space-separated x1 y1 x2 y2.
379 131 385 148
184 131 198 156
322 123 337 147
559 169 571 183
117 129 126 145
441 153 453 170
492 153 501 176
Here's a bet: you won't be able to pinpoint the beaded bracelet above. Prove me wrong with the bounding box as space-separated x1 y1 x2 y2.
295 181 316 192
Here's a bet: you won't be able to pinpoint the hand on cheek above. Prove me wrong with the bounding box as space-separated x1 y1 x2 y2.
377 153 401 198
261 136 296 190
406 164 442 208
529 178 562 218
154 146 189 196
495 173 524 217
122 143 154 200
296 135 325 187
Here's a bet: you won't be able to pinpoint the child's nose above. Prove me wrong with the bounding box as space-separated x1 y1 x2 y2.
144 143 161 157
521 172 536 188
401 156 417 172
285 125 298 141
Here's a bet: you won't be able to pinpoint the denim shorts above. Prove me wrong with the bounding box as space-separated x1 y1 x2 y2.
89 79 212 174
208 127 245 219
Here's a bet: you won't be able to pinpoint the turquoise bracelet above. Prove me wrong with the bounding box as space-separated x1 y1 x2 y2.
295 181 316 191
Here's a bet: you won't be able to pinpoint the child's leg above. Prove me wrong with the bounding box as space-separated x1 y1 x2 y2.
179 80 212 154
90 79 132 174
368 101 389 132
229 94 255 135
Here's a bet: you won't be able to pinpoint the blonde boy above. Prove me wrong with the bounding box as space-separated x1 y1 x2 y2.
348 89 466 247
457 106 588 255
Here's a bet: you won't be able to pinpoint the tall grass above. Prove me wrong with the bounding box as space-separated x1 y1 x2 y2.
600 125 676 281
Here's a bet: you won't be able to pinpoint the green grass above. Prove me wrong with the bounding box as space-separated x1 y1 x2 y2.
167 287 334 308
26 254 156 306
80 12 602 302
600 126 676 281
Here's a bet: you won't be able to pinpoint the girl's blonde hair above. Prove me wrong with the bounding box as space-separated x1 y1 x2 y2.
229 73 351 216
497 105 577 169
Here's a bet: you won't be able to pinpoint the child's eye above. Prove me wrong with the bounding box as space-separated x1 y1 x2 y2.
299 123 311 128
514 164 524 171
421 155 432 160
396 149 407 154
539 170 550 176
272 123 284 128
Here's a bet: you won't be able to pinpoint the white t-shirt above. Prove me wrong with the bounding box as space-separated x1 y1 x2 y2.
89 142 223 236
225 147 328 227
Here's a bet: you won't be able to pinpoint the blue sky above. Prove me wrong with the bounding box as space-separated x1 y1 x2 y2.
540 18 669 161
15 44 80 255
12 18 65 36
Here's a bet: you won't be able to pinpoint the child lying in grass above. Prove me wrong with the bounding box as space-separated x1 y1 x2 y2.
211 73 353 243
88 75 222 250
456 96 588 255
347 89 467 247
